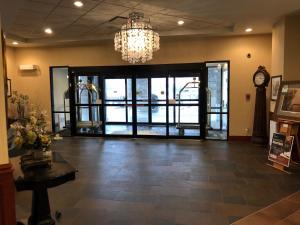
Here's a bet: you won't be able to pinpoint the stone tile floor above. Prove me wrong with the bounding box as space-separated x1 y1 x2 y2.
15 138 300 225
232 191 300 225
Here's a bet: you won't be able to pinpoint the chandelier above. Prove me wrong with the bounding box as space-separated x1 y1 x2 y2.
114 12 160 64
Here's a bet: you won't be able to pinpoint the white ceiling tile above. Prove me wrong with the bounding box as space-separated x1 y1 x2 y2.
5 0 300 45
29 0 61 5
21 0 56 13
88 2 130 16
59 0 99 8
103 0 140 8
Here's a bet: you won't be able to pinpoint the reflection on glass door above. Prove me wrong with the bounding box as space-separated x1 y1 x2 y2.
104 78 133 135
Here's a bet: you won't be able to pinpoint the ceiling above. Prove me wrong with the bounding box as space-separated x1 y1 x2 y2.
1 0 300 46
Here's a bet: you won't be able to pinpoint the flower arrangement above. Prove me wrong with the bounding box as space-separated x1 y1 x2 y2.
9 91 52 151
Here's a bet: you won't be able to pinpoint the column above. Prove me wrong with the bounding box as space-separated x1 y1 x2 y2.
0 16 16 225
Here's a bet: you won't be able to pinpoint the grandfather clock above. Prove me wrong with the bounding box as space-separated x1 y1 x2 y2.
252 66 270 145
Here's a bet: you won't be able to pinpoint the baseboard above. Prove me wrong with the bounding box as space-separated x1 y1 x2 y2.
0 163 16 225
228 136 251 141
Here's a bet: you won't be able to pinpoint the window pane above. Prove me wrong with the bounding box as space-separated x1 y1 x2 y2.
169 125 200 136
151 78 166 103
175 77 199 100
127 79 132 100
137 125 166 135
105 79 126 100
168 77 174 100
207 114 221 130
136 78 148 100
222 114 228 131
106 125 132 135
53 113 71 135
76 106 101 122
76 76 101 104
222 67 228 112
177 106 199 123
207 114 228 140
105 101 126 105
137 106 148 123
208 67 222 112
106 106 126 122
152 106 166 123
76 106 102 134
169 106 175 123
127 106 133 123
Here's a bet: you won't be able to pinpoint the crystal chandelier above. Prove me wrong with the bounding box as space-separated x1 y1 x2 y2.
114 12 160 64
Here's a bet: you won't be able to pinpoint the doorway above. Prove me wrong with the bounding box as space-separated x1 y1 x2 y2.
50 62 229 140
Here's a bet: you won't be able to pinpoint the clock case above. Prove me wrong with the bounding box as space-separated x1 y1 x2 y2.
252 66 270 145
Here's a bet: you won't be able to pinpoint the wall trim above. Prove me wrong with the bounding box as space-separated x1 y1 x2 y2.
0 163 16 225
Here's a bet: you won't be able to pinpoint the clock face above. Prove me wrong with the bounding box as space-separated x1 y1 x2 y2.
254 72 265 86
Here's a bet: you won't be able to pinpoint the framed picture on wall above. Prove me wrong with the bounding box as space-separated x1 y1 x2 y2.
271 75 282 101
7 78 12 97
275 81 300 122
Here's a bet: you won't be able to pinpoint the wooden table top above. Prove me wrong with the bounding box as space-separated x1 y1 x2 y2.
10 152 76 191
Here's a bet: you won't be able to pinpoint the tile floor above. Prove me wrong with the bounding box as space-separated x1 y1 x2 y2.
233 191 300 225
15 138 300 225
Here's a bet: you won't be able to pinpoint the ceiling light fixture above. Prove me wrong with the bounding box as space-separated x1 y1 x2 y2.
44 28 53 34
178 20 185 26
12 41 19 45
114 12 160 64
74 1 83 8
245 28 253 33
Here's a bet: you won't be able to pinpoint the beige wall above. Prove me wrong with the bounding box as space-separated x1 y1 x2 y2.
284 15 300 81
271 15 300 81
0 18 9 165
6 34 272 136
272 18 285 76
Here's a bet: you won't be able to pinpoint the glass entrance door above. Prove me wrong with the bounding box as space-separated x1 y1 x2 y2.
70 73 204 138
104 78 133 135
168 75 202 137
206 62 229 140
136 77 167 136
134 74 203 138
73 75 102 135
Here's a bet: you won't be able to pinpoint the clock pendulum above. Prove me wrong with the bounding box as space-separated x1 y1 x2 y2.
252 65 270 145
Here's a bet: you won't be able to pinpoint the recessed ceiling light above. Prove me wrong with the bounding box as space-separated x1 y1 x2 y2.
178 20 185 26
44 28 53 34
12 41 19 45
245 28 253 33
74 1 83 7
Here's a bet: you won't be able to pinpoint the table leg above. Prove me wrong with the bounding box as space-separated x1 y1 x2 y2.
28 186 55 225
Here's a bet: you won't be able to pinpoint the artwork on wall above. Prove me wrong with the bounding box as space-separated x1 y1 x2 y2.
269 133 294 167
271 75 282 101
275 81 300 122
7 78 12 97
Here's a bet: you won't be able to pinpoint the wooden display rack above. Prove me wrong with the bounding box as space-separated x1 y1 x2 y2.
267 119 300 173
